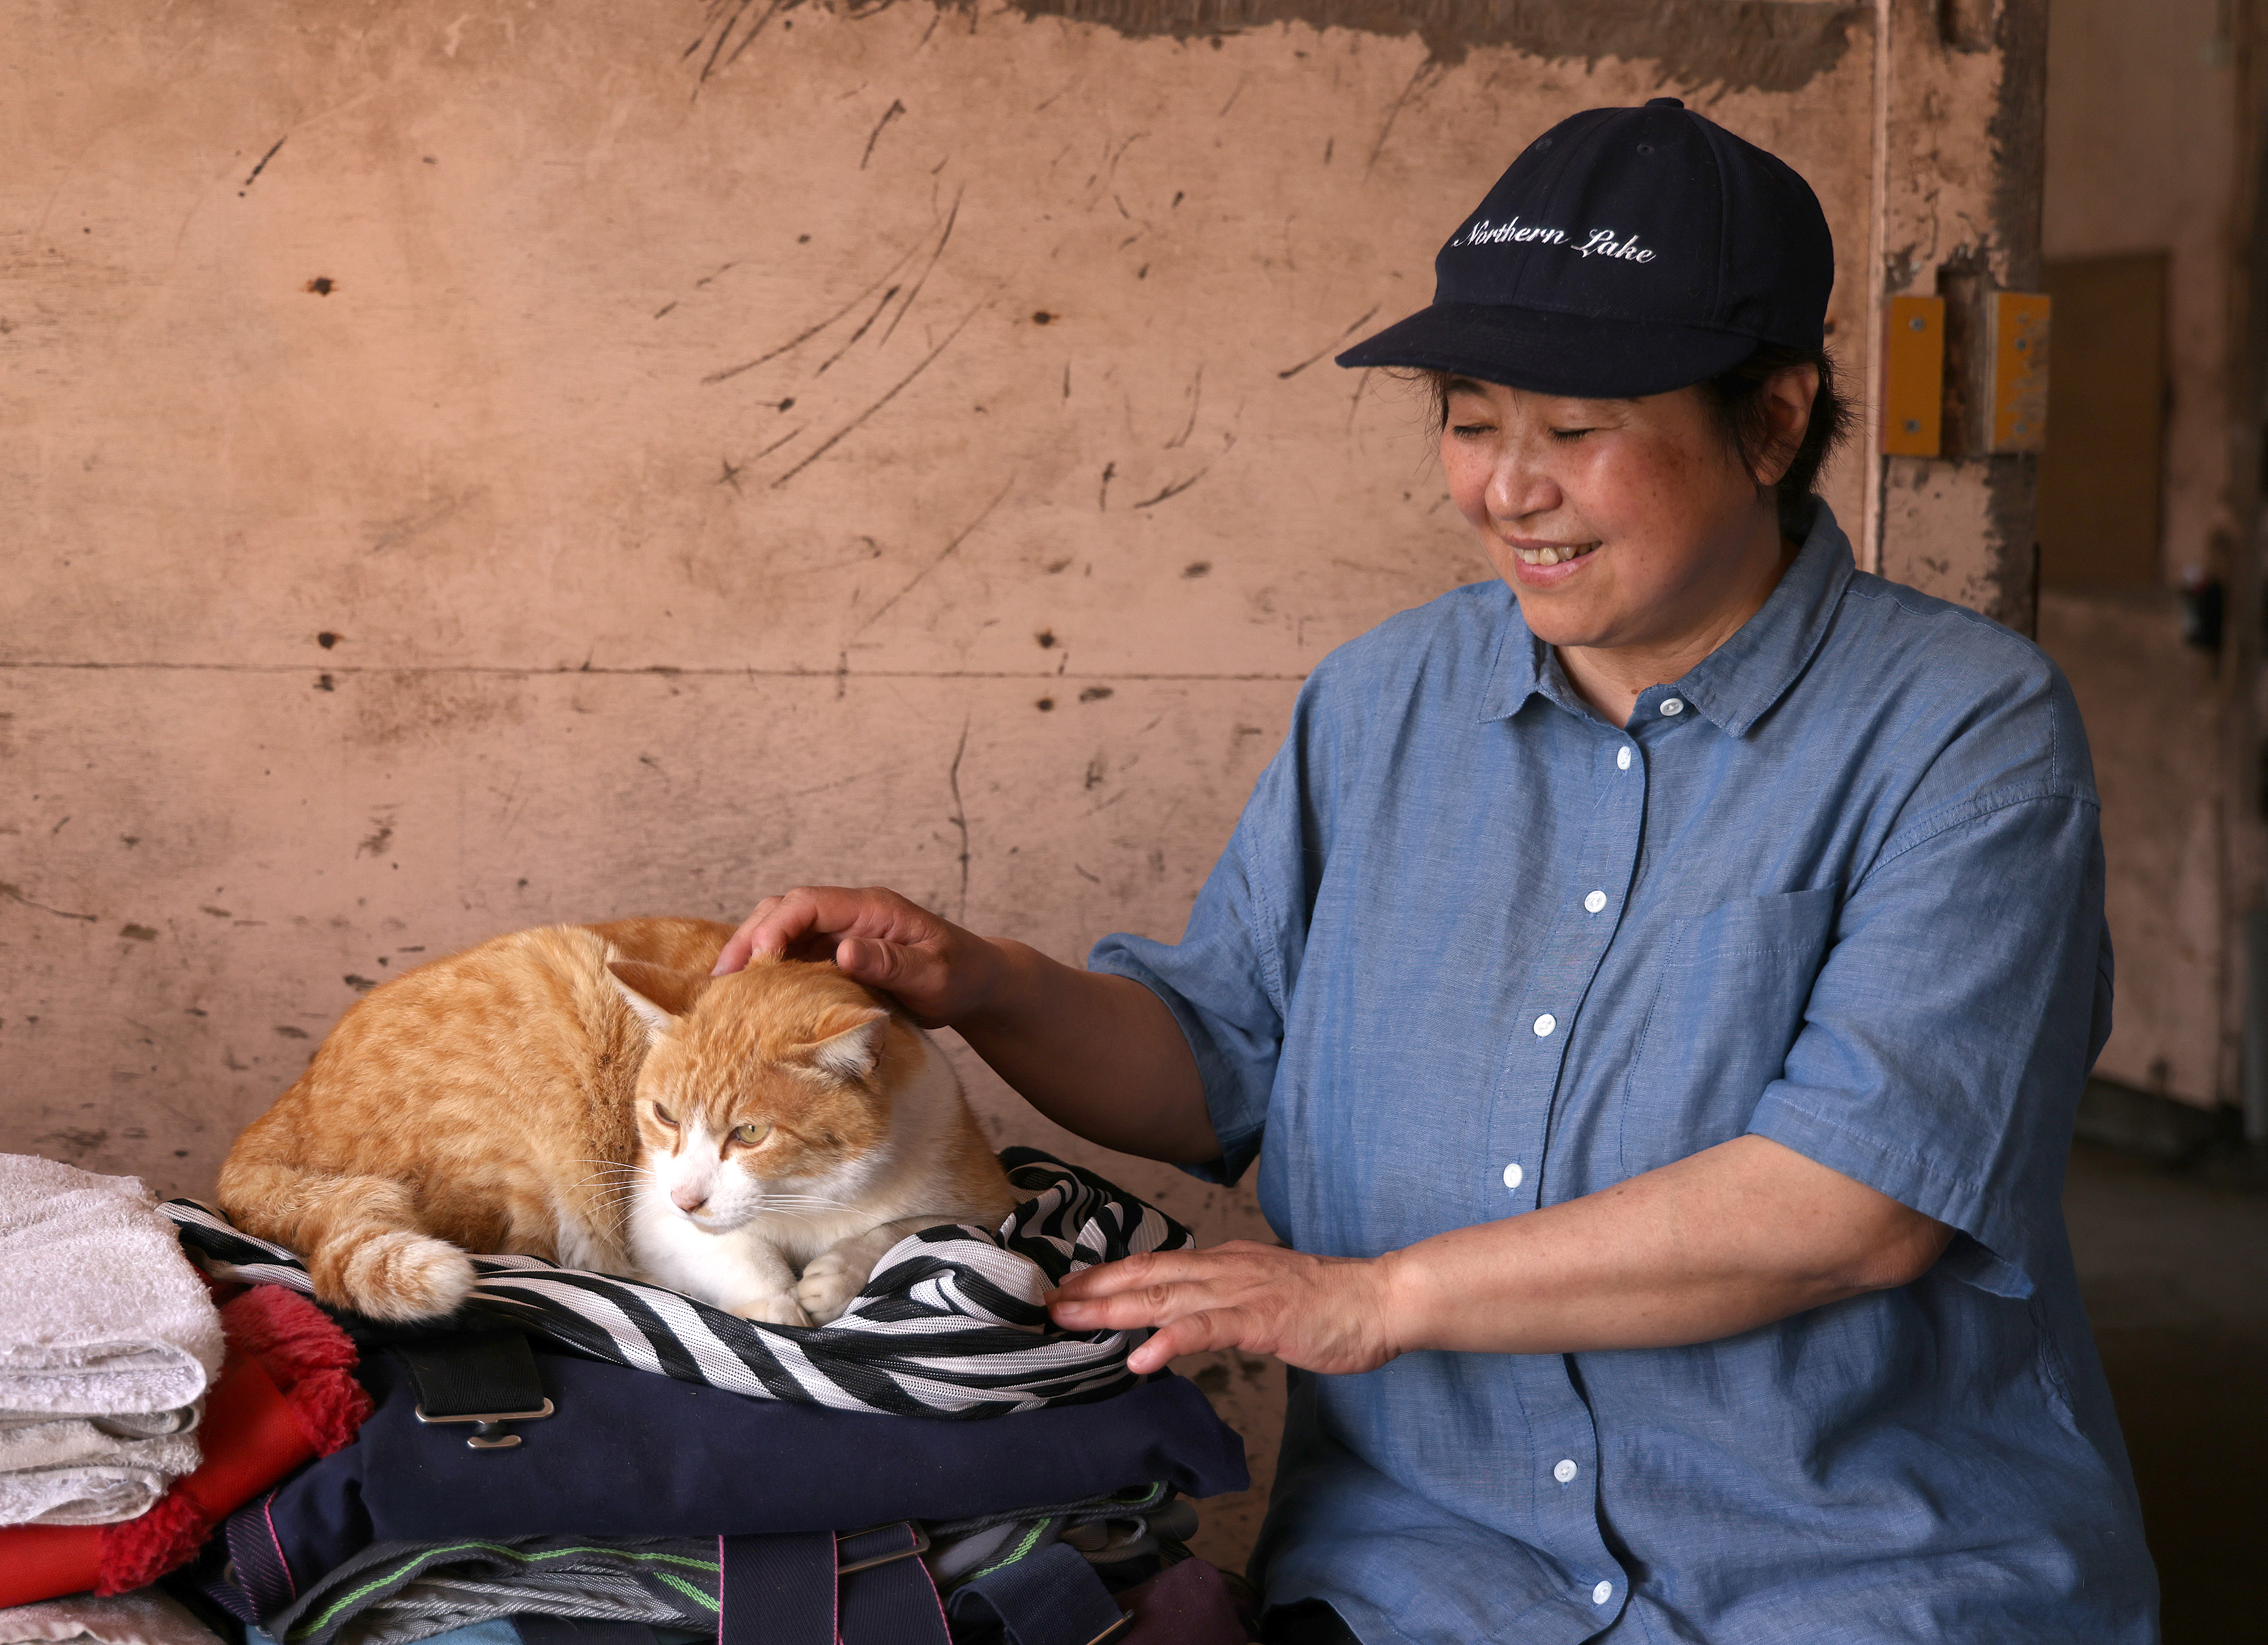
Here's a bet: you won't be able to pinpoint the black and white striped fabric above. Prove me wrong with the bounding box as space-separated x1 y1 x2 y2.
160 1148 1194 1419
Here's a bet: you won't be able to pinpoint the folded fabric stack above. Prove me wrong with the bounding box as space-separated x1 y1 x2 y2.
0 1156 225 1532
0 1155 374 1610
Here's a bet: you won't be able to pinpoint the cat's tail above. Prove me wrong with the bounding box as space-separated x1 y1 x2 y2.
214 1158 477 1323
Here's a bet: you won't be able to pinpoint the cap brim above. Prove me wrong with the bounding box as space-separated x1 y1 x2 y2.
1335 302 1761 399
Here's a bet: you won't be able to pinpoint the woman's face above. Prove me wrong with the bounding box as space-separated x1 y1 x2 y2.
1438 376 1791 663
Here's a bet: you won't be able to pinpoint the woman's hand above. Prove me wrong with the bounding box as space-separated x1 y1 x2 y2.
712 886 1006 1029
713 885 1218 1162
1048 1241 1406 1376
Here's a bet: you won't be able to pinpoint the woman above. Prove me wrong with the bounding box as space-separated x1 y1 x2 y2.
716 100 2156 1642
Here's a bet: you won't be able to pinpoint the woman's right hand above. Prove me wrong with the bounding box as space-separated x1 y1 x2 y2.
710 886 1006 1030
718 886 1217 1164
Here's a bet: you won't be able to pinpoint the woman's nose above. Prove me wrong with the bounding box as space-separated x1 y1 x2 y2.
1488 452 1561 523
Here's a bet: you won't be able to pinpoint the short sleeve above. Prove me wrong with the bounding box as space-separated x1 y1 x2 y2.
1746 787 2110 1298
1088 679 1342 1186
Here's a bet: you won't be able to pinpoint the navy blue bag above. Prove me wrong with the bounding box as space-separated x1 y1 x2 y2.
227 1341 1245 1596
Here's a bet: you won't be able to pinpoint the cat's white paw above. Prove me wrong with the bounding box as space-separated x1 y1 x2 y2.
795 1250 869 1326
729 1292 813 1329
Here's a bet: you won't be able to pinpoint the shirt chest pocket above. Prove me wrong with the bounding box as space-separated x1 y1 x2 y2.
1617 887 1839 1178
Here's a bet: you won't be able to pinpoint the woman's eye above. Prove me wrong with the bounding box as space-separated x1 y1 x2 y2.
1551 427 1594 441
653 1103 678 1126
1450 422 1493 438
733 1122 769 1147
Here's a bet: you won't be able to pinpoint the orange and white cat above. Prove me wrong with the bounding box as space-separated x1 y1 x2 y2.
217 917 1017 1326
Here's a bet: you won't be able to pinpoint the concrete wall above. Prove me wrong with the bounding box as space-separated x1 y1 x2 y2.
3 0 1940 1568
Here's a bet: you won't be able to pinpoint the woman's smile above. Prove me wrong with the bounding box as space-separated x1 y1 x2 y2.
1505 537 1600 569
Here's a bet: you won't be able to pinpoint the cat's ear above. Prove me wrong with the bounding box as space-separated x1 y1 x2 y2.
801 1007 890 1084
608 961 708 1039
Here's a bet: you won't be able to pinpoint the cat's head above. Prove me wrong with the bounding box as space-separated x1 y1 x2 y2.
607 957 916 1233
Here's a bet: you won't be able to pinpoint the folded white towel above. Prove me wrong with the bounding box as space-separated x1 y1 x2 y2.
0 1407 204 1524
0 1153 224 1525
0 1589 226 1645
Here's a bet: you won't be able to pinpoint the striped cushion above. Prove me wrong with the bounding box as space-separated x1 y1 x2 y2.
162 1148 1193 1418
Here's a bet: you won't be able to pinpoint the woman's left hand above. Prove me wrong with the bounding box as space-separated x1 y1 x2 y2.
1048 1241 1406 1376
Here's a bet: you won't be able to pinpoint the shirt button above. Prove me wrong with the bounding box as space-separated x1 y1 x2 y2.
1502 1161 1524 1191
1583 890 1607 914
1617 746 1632 770
1660 697 1685 717
1533 1013 1556 1037
1592 1581 1613 1605
1554 1458 1579 1483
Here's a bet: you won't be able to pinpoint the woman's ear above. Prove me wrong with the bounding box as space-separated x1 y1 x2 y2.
1751 363 1820 488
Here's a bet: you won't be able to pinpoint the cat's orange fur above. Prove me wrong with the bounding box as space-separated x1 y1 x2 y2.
217 917 1016 1324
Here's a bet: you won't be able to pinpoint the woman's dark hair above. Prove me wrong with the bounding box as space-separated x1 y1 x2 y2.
1696 343 1854 539
1421 345 1854 540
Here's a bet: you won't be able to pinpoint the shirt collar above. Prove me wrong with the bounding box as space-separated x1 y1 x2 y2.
1478 500 1856 734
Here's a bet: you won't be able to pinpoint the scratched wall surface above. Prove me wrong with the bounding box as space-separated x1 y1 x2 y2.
2 0 1875 1568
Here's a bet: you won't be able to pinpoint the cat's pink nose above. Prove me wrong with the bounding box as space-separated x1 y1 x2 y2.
672 1186 708 1213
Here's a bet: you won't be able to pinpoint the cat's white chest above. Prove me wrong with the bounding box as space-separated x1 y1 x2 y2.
624 1181 813 1324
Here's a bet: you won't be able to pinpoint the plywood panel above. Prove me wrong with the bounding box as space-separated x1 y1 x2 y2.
2037 252 2168 586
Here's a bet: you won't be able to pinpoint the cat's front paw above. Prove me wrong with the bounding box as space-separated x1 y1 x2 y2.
795 1250 870 1326
728 1292 812 1329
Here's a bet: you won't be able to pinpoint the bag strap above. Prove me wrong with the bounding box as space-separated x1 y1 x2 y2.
945 1541 1132 1645
839 1524 951 1644
720 1528 952 1645
720 1532 835 1645
396 1331 553 1450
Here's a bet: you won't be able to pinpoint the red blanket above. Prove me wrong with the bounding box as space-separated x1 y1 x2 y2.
0 1286 369 1605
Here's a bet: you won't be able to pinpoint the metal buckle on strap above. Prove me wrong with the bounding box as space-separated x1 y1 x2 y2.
836 1520 932 1576
413 1397 555 1450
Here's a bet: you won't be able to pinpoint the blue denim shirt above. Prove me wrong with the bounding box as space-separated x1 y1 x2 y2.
1091 505 2157 1643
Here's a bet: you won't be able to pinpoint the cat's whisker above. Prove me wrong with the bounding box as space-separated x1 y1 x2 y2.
583 1190 651 1215
570 1169 650 1189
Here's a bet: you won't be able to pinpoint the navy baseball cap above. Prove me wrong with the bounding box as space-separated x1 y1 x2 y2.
1336 98 1833 398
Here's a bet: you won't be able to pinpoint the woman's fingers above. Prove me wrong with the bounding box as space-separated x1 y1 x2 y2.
831 934 955 1024
711 898 782 975
1127 1308 1243 1374
713 886 1001 1027
714 886 931 974
1049 1242 1402 1377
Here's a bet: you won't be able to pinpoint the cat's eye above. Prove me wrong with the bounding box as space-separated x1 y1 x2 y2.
732 1122 769 1147
652 1103 678 1127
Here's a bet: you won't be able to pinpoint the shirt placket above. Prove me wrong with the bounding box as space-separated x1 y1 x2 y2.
1478 705 1661 1631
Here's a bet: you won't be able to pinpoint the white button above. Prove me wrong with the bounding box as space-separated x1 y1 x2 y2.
1533 1013 1556 1037
1592 1581 1613 1605
1502 1161 1524 1191
1554 1458 1579 1483
1583 890 1607 914
1660 697 1685 716
1617 746 1632 771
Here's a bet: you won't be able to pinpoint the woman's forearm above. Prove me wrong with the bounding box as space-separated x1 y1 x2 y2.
954 940 1220 1165
1051 1132 1953 1369
1381 1134 1953 1355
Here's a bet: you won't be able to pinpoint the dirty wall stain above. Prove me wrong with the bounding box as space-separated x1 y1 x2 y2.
688 1 1862 94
